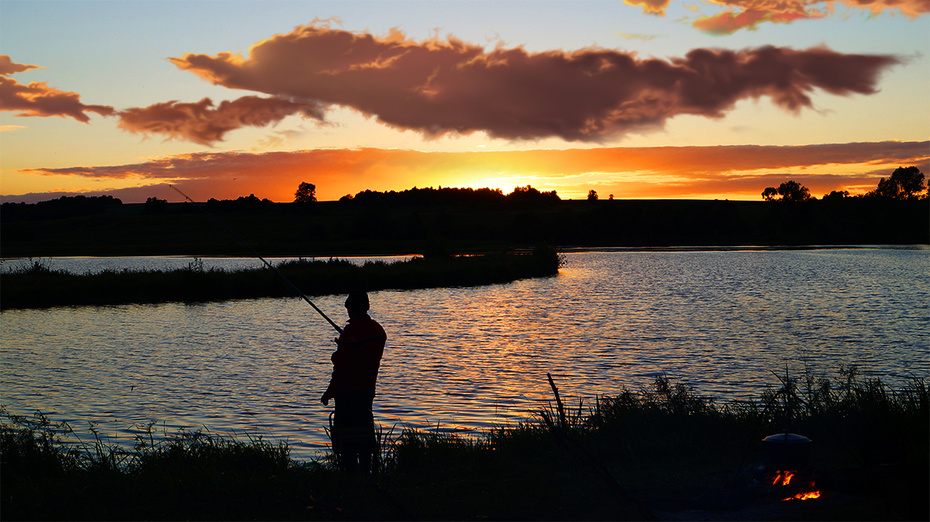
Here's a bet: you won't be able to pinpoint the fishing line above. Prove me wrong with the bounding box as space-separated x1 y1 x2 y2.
168 184 343 334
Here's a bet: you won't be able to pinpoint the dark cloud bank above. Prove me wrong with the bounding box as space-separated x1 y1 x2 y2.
1 24 903 145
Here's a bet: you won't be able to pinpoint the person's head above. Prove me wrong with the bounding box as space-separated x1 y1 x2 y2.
344 290 370 318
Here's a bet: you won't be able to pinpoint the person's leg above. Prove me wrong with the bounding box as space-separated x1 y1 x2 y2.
343 446 360 473
332 400 351 472
335 393 375 474
360 448 373 475
361 395 376 475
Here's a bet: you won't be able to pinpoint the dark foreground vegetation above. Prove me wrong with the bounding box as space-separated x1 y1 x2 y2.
0 247 561 310
1 186 927 258
2 368 926 521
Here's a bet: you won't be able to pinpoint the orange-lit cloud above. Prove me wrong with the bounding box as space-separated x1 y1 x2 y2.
684 0 927 34
0 55 38 76
624 0 673 15
693 9 822 35
0 55 115 122
117 96 326 146
165 24 900 143
13 141 926 203
623 0 929 34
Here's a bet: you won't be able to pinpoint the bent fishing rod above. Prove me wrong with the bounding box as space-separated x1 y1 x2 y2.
168 185 343 334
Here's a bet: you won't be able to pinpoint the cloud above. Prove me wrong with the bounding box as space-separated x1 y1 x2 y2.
13 140 926 203
166 24 900 143
116 96 326 146
692 9 822 35
0 55 115 122
679 0 926 34
0 55 40 75
857 0 930 16
624 0 674 15
615 32 660 41
0 54 323 142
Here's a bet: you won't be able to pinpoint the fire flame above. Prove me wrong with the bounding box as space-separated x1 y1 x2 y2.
771 470 795 486
786 490 822 501
772 471 822 501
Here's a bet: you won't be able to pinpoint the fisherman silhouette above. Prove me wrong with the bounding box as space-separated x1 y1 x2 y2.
321 291 387 474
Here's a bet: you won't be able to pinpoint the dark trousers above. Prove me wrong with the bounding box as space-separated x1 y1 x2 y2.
332 391 377 474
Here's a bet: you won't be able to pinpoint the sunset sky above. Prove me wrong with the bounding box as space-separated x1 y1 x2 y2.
1 0 927 203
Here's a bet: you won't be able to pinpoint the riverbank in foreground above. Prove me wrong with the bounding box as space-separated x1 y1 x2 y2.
0 247 561 310
2 369 926 520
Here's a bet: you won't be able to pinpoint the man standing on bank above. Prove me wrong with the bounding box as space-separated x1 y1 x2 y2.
321 290 387 474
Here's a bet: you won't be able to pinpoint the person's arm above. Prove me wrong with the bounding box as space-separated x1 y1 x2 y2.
320 382 334 405
321 345 342 405
333 333 385 347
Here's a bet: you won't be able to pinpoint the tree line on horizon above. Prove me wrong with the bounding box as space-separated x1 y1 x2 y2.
761 166 927 202
0 184 563 220
1 166 924 222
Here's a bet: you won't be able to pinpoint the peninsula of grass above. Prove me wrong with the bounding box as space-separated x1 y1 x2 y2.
0 247 562 310
2 368 926 521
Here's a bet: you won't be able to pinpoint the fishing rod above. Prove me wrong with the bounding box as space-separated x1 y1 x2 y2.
168 185 343 334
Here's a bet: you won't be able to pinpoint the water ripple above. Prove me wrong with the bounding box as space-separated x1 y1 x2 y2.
2 250 928 460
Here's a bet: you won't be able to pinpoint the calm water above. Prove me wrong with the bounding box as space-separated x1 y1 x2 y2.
1 250 928 460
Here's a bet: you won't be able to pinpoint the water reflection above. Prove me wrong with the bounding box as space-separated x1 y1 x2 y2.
1 250 928 461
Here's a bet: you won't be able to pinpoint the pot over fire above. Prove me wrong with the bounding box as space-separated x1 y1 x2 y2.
762 432 811 471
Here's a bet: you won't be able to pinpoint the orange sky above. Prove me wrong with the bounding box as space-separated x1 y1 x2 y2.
17 141 927 203
1 2 928 203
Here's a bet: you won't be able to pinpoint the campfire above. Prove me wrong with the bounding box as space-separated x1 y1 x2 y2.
763 432 822 501
770 469 822 501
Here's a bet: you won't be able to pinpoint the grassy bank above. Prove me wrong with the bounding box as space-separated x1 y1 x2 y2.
2 368 926 520
0 247 561 310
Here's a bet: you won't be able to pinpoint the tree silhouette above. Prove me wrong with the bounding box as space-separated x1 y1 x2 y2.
868 166 926 200
822 190 850 201
294 182 317 203
587 189 599 201
505 185 560 205
1 194 122 220
143 196 168 214
762 181 811 202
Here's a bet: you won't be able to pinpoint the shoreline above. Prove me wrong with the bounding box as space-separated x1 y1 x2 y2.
2 242 926 264
0 248 562 310
559 243 930 253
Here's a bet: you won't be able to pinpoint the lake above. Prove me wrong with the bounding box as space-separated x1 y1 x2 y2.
1 249 928 461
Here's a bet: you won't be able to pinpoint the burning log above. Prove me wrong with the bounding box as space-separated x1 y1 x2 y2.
786 488 822 501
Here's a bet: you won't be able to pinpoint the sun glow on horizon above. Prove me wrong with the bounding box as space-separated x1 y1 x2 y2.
2 142 926 204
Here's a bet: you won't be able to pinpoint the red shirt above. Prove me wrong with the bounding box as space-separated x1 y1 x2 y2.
327 314 386 394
